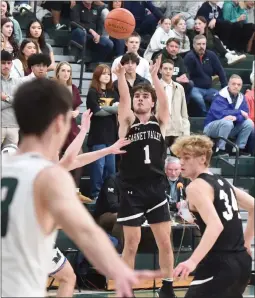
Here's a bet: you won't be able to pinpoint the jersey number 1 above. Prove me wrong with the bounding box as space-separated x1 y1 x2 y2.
144 145 151 164
1 178 18 237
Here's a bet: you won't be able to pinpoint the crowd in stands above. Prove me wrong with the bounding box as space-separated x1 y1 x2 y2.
1 0 255 206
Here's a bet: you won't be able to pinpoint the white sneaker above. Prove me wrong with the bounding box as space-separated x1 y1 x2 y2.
55 23 66 30
226 53 246 65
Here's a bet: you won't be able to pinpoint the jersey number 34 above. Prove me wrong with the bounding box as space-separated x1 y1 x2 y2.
220 188 241 221
1 178 18 237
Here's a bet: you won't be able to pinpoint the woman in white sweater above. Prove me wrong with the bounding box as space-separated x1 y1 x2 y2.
170 17 190 54
144 17 172 62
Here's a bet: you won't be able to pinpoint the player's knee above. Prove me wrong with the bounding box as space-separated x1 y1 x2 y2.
124 237 140 255
158 237 172 253
57 264 76 285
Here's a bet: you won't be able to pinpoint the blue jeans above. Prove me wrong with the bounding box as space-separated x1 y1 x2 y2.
111 38 125 57
204 119 254 150
89 144 116 198
191 87 218 116
71 28 114 62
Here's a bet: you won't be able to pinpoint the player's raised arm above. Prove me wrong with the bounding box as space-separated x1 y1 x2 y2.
38 166 162 297
233 186 254 255
66 138 131 171
151 56 169 126
59 110 92 169
113 63 135 124
173 179 223 280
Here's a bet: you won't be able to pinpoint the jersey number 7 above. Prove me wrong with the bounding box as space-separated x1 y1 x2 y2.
1 178 18 237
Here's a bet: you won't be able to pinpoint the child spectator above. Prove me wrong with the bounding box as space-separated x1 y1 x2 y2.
1 18 19 58
26 19 55 70
11 39 39 78
86 64 119 200
170 17 190 54
144 17 172 61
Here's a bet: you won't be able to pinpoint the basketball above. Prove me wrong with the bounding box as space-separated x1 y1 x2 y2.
105 8 136 39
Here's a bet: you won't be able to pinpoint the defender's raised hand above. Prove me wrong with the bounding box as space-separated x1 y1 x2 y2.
150 55 162 77
79 109 93 132
113 63 126 78
109 138 131 154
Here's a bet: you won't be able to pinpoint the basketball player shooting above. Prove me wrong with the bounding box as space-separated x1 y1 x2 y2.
171 135 254 298
113 56 176 298
1 79 163 298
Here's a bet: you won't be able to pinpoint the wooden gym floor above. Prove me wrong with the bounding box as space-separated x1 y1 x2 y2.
48 285 254 297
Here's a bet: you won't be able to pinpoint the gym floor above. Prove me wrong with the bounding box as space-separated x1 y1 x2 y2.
48 285 255 297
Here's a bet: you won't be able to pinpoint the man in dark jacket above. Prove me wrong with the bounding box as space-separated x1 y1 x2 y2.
158 38 193 101
184 34 227 116
204 74 254 157
114 52 151 97
70 1 113 62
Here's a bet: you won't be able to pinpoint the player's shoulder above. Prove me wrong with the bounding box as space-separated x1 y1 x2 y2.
35 164 72 187
186 177 214 194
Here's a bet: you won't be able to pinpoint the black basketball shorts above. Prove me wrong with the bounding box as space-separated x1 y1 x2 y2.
117 176 170 226
185 250 252 298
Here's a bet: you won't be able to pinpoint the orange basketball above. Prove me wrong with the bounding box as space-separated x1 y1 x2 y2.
105 8 136 39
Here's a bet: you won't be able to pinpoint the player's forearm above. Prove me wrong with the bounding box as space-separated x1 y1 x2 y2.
118 73 130 106
68 147 112 170
152 74 169 120
244 210 254 245
59 128 87 169
190 222 223 265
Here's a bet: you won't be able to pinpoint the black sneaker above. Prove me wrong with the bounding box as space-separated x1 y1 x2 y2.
214 149 229 157
239 150 251 157
157 281 177 298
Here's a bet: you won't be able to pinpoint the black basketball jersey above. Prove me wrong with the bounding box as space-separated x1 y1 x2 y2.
119 116 166 181
193 173 245 253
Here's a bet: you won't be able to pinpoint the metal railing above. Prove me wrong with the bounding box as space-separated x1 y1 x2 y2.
215 137 240 185
69 21 87 93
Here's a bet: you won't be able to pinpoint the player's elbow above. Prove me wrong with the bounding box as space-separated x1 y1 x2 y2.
213 219 224 235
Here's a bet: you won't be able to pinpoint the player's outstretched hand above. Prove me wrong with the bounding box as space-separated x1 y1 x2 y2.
113 63 126 77
115 269 163 297
149 55 162 77
173 258 197 281
109 138 131 154
78 109 93 132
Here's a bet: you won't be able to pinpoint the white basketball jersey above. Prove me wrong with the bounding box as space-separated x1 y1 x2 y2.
2 153 57 297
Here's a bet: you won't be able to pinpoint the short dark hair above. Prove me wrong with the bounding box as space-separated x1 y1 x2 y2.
120 52 140 66
166 37 180 46
1 50 13 61
13 79 72 137
132 83 157 113
161 59 174 68
27 53 51 68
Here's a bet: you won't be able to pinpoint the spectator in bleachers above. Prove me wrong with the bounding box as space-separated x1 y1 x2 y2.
70 1 113 63
1 18 19 58
240 1 255 23
94 172 120 234
1 1 22 44
158 38 193 102
144 17 172 62
111 32 151 82
196 1 255 53
164 1 202 30
159 59 190 148
86 64 119 200
1 33 5 50
184 34 227 116
245 80 255 155
101 1 125 58
22 53 51 81
204 74 254 157
1 50 20 147
26 19 55 71
188 16 246 65
170 17 190 55
41 1 69 30
12 39 39 77
123 1 163 36
54 61 83 186
114 53 151 97
165 156 188 212
223 0 247 23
